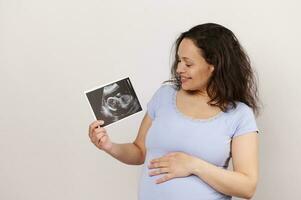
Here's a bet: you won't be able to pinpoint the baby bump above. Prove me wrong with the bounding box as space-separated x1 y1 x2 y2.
138 151 230 200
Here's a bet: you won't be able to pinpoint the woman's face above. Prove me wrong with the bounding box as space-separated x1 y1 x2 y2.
176 38 214 94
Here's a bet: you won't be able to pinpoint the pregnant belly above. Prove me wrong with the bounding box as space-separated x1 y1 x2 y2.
138 163 231 200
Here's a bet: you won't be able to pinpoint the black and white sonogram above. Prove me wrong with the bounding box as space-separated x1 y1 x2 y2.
85 77 142 127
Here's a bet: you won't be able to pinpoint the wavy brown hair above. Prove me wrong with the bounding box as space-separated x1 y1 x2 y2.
163 23 261 116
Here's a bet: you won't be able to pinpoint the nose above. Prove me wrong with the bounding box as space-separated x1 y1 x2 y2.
176 62 186 74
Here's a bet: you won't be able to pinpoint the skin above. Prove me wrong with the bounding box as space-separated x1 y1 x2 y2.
175 38 222 117
176 38 215 98
147 38 259 199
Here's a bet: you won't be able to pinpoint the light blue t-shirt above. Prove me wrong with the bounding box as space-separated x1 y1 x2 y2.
138 84 259 200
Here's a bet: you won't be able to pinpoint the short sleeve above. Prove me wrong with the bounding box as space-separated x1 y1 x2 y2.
146 85 165 120
232 104 259 138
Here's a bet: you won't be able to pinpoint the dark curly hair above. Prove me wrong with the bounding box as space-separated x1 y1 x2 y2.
163 23 261 116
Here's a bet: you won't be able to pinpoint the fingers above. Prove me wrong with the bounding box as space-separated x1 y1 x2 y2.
97 134 108 145
89 120 105 138
91 127 106 143
148 161 169 169
93 132 106 145
90 120 105 131
88 120 113 151
95 131 107 141
148 167 170 176
94 126 107 136
89 121 107 146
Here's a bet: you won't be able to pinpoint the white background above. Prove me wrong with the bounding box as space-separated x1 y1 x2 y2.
1 0 300 199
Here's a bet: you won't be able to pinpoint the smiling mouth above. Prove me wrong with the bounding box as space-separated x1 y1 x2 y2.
180 77 192 82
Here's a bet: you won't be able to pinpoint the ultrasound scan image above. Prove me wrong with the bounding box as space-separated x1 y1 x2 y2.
85 77 142 127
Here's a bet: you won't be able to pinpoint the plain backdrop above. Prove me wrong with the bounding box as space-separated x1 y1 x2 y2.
1 0 300 199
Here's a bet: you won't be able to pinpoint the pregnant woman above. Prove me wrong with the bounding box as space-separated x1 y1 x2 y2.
88 23 260 200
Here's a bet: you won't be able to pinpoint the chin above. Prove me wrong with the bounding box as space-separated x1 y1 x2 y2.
181 83 193 90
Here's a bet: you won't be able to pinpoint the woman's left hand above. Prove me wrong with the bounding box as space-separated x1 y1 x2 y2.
148 152 199 184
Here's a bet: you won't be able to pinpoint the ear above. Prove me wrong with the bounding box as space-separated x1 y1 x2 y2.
209 65 215 73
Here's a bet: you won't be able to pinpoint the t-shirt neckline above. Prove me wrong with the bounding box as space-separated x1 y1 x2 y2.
171 87 225 122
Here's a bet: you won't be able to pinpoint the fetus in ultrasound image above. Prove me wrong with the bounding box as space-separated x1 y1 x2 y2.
100 81 141 121
85 77 142 127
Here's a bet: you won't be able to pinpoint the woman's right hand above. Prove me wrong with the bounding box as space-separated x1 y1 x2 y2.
88 120 113 152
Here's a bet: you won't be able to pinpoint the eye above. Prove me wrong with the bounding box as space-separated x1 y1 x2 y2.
184 63 192 67
177 59 192 67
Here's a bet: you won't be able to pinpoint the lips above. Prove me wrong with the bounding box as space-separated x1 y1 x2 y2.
180 76 191 80
180 76 192 83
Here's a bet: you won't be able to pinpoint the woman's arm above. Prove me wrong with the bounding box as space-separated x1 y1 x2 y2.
106 113 152 165
190 132 259 199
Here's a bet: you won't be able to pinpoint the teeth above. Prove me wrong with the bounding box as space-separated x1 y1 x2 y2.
181 77 190 82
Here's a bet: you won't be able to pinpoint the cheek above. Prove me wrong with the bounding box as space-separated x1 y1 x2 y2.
191 68 205 79
191 68 212 84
